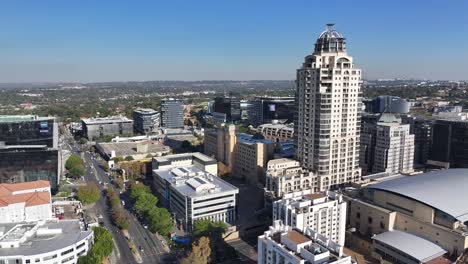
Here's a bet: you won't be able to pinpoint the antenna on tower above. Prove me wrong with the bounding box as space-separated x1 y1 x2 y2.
326 23 335 30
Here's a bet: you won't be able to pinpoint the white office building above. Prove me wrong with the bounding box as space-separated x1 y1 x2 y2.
152 153 238 232
295 24 362 191
0 181 53 224
258 220 354 264
272 190 347 246
265 158 318 198
360 114 415 175
0 219 93 264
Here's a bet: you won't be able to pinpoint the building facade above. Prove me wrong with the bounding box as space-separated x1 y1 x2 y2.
250 96 295 125
348 169 468 256
81 116 133 140
204 124 237 171
133 108 160 134
265 159 317 198
360 114 415 175
401 115 433 167
429 119 468 168
0 180 52 223
152 153 238 232
160 99 184 129
259 123 294 142
295 24 362 191
213 94 241 123
272 190 347 246
258 220 354 264
0 220 94 264
0 115 58 148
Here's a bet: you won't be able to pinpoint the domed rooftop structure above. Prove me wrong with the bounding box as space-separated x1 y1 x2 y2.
314 24 346 53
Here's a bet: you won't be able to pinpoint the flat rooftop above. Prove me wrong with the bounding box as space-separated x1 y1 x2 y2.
237 133 273 145
97 141 171 157
134 108 158 114
154 152 217 166
82 116 132 125
154 165 238 198
0 115 53 123
0 220 92 257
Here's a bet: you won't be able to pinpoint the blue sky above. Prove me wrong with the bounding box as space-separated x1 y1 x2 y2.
0 0 467 82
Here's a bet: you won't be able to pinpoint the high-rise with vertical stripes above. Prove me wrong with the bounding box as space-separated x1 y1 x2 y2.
295 24 362 191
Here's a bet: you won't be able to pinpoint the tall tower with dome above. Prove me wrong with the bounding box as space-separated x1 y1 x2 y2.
295 24 363 191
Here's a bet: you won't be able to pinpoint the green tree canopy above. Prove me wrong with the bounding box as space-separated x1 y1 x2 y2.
181 236 211 264
193 219 227 239
79 137 88 145
77 182 100 205
68 164 85 179
65 154 84 170
134 192 158 214
129 184 151 201
147 207 173 236
78 226 113 264
124 156 134 161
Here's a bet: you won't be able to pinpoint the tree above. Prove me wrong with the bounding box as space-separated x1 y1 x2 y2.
65 154 84 170
147 207 173 236
79 137 88 145
193 219 227 238
134 192 158 214
124 156 134 161
99 160 109 172
77 182 100 205
78 226 113 264
181 236 211 264
112 156 124 163
129 184 151 201
68 164 85 179
112 208 129 230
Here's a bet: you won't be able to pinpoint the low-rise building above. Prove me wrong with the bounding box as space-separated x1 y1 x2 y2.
258 123 294 142
0 180 52 224
152 154 238 232
152 152 217 176
348 169 468 257
265 158 317 198
372 230 449 264
258 220 355 264
272 190 347 246
0 219 94 264
82 116 133 140
96 140 171 167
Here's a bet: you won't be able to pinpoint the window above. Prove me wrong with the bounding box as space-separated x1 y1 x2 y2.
368 217 373 224
380 222 385 229
356 212 360 219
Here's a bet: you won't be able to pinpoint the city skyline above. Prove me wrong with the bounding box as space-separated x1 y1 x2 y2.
0 0 467 82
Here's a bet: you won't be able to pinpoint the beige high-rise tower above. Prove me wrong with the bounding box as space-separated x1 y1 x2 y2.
295 24 362 191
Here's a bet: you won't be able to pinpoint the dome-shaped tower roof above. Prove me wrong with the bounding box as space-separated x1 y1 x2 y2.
314 24 346 53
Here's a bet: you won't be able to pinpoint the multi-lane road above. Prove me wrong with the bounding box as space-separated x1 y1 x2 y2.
63 133 174 263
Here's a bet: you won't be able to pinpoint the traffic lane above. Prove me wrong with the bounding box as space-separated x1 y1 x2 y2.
96 195 136 264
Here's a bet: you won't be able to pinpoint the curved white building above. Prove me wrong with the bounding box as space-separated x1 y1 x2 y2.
0 219 94 264
295 24 362 191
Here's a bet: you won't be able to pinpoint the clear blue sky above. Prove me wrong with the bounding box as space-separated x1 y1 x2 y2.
1 0 467 82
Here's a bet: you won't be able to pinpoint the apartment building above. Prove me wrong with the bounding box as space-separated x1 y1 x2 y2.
258 123 294 142
360 114 414 175
272 190 347 246
265 158 317 198
295 24 362 190
258 220 354 264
